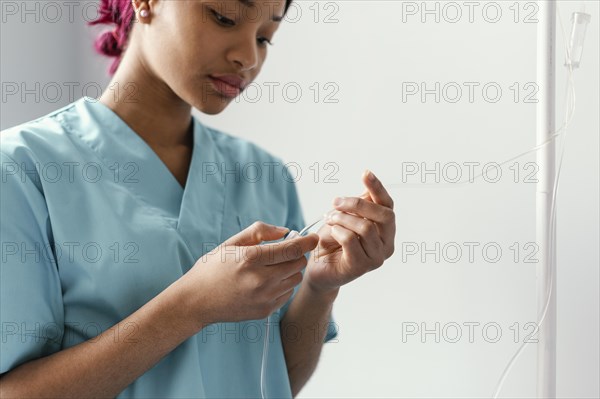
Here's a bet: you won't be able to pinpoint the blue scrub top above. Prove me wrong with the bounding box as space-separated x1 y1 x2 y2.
0 97 338 398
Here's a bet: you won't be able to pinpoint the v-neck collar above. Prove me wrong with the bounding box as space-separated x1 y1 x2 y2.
68 97 227 247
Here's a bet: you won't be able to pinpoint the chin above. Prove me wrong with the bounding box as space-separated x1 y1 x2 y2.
192 97 232 115
184 80 234 115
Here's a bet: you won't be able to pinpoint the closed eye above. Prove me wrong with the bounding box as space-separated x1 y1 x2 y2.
208 7 274 47
210 8 235 26
258 37 273 46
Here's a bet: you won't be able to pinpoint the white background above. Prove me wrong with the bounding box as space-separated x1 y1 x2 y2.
1 0 598 397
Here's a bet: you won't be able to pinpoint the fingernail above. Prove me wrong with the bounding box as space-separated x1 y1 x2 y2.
329 211 340 222
333 197 344 206
323 211 334 221
367 170 376 182
274 225 289 231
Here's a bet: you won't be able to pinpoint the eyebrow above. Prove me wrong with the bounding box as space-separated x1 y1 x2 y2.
237 0 283 22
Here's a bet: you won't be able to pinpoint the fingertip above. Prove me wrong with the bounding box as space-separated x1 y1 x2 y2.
306 232 320 246
309 232 320 239
273 225 290 233
365 169 377 182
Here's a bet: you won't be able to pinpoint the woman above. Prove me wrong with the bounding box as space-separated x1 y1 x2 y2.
0 0 396 397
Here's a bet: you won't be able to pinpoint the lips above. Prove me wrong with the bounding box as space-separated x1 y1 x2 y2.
208 74 248 99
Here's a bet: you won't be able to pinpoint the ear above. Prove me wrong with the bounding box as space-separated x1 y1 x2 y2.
132 0 152 22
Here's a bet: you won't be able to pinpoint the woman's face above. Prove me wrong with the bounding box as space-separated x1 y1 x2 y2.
140 0 286 114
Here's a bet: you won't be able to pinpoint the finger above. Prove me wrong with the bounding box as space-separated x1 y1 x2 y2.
325 211 384 263
331 196 394 225
273 269 303 298
224 221 289 246
330 196 395 247
267 253 307 282
245 233 319 266
273 286 295 309
333 186 396 248
362 170 394 210
329 224 369 270
313 224 342 256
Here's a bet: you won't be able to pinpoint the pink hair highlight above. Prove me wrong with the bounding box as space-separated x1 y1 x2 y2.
88 0 136 75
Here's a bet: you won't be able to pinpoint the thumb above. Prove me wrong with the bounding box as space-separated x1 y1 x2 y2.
223 221 289 247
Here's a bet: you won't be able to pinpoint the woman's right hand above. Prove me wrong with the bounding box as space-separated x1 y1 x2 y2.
176 222 319 327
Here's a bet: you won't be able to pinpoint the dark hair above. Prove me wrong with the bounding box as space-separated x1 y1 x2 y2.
89 0 294 75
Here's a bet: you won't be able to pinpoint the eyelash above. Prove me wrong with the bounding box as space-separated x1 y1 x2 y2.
209 9 273 47
258 37 273 46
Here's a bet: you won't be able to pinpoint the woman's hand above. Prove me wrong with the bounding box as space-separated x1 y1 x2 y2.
305 170 396 295
177 222 319 326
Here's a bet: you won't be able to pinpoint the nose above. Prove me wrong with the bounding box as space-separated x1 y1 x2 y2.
228 35 259 71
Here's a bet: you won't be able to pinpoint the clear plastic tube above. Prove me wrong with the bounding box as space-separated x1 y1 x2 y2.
269 7 585 398
261 230 302 399
565 11 591 69
386 12 586 191
491 6 578 396
260 313 271 399
382 5 582 397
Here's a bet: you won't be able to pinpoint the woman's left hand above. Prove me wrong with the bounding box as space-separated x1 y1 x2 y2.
305 170 396 295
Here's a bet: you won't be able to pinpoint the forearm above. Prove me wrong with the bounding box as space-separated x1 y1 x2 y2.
280 279 339 397
0 279 203 398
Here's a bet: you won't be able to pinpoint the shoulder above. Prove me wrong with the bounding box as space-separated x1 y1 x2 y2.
0 101 81 192
1 101 78 163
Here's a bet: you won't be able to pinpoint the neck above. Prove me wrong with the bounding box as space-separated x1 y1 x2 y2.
99 48 193 149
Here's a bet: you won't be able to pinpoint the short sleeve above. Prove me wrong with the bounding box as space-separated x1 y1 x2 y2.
1 152 64 374
277 163 338 344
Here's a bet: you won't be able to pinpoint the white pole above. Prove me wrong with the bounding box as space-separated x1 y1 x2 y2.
536 1 557 398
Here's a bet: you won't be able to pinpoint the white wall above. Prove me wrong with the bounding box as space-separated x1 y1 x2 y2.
2 1 598 397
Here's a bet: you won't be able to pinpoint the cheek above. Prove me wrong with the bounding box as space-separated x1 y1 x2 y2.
147 6 209 73
143 26 181 75
172 25 224 74
146 33 207 88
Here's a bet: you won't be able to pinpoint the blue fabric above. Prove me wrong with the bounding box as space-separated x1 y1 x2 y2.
0 97 338 398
